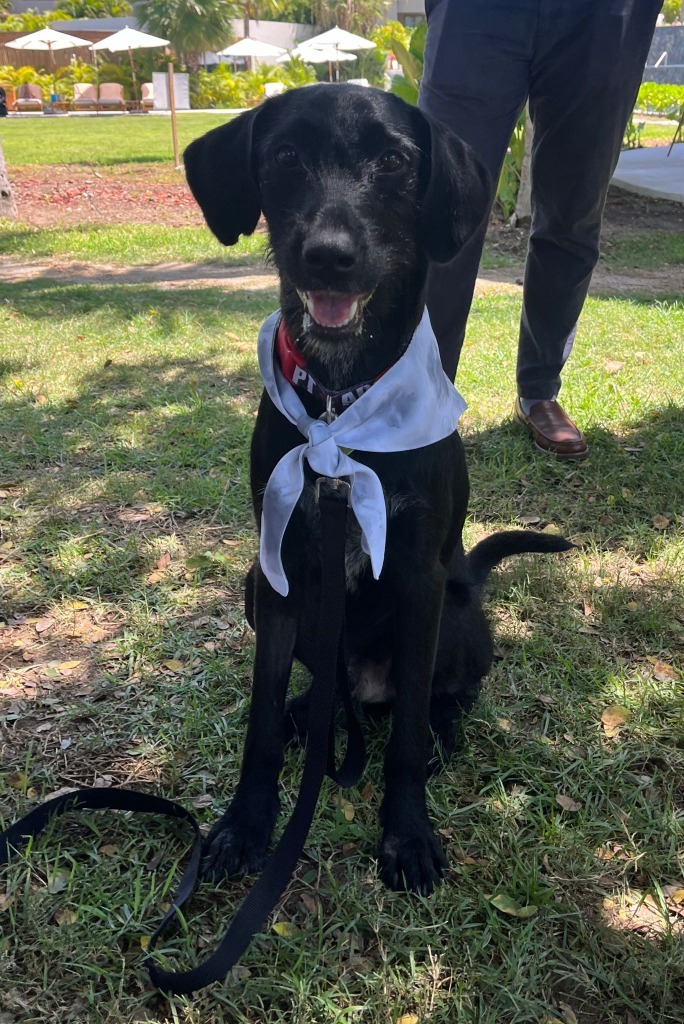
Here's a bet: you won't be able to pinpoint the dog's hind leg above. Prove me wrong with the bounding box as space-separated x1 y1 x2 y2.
202 565 299 881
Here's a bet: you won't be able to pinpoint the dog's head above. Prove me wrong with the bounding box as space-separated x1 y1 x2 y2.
185 85 490 374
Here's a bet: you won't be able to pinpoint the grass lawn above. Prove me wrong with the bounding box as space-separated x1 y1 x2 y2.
1 271 682 1024
0 113 234 166
2 220 683 275
0 222 267 266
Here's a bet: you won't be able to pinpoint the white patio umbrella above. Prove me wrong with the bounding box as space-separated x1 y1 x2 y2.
217 38 286 59
7 27 90 95
284 43 358 81
301 26 376 52
90 26 170 103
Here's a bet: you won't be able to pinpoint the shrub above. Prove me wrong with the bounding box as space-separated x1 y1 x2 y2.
192 59 316 110
635 81 684 115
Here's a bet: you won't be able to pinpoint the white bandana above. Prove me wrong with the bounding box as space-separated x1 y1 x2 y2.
257 308 467 596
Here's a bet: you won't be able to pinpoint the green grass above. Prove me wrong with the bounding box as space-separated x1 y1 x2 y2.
0 113 234 166
0 222 267 266
0 278 683 1024
600 230 684 271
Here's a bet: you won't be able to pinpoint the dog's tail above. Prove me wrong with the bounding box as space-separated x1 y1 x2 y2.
467 530 574 587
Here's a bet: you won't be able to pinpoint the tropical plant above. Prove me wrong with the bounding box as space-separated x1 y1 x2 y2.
193 56 315 108
237 1 284 40
134 0 235 68
371 19 410 58
55 0 132 16
495 110 526 220
622 116 645 150
311 0 391 37
388 21 424 103
635 81 684 114
660 1 682 24
0 137 17 221
0 10 72 30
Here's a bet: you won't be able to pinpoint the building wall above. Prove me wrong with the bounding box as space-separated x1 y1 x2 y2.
645 26 684 84
385 1 426 27
7 0 57 12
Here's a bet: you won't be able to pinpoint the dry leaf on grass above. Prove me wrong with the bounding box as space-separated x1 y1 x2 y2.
334 796 355 821
518 515 541 525
601 705 630 737
395 1016 420 1024
162 659 184 673
54 908 77 926
556 794 583 813
47 870 70 895
651 515 670 530
272 921 299 938
647 657 679 681
486 893 539 918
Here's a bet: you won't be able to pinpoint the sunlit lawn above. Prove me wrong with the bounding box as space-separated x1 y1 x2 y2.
0 112 233 166
1 272 682 1024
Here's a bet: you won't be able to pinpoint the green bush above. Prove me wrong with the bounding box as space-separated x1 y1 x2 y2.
192 59 316 110
635 81 684 115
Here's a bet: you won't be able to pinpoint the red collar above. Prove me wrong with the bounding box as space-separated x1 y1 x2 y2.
276 319 388 416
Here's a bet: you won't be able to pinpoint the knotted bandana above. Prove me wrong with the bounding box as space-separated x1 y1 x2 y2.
257 308 467 596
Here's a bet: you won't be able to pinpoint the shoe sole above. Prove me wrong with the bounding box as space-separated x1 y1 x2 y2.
532 439 590 461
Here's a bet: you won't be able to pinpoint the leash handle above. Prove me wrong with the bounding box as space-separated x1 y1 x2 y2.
0 493 364 996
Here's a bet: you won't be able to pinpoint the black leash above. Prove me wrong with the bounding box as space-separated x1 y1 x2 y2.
0 489 364 996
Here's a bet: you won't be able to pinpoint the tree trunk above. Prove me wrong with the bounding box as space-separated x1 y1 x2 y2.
0 138 17 220
512 105 533 227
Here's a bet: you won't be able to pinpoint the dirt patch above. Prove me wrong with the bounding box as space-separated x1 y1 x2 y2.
1 255 680 296
0 255 277 290
485 185 684 263
11 164 203 228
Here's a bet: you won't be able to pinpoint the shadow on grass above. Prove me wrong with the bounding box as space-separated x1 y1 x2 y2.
463 404 683 562
1 278 682 1021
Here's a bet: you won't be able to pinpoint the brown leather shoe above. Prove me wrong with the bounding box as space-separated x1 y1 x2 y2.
514 398 589 460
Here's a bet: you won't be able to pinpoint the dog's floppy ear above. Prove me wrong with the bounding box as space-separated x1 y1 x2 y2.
417 110 492 264
184 106 262 246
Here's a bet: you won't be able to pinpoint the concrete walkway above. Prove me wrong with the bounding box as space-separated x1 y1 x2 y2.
612 144 684 204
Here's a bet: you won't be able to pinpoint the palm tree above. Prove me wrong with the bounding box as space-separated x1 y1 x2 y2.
0 140 17 221
56 1 132 16
134 0 236 68
239 1 283 41
312 0 390 36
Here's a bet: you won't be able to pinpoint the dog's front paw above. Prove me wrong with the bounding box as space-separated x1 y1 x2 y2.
201 793 279 882
379 820 448 896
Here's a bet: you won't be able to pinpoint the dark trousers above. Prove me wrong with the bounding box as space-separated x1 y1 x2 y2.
420 0 661 394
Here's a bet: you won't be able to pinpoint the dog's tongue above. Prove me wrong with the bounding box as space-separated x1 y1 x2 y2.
306 291 362 328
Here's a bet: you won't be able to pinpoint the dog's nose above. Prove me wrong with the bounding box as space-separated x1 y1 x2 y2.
302 231 357 275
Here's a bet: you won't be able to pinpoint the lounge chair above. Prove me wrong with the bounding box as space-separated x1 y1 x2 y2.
98 83 125 110
13 84 43 112
141 82 154 111
72 83 98 110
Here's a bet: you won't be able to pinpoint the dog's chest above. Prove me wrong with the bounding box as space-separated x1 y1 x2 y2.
298 482 415 592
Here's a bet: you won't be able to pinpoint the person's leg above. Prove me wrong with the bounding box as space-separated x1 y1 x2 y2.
517 0 662 405
419 0 533 379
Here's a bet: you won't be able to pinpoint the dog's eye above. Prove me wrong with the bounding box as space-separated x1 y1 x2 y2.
378 150 404 173
275 145 299 168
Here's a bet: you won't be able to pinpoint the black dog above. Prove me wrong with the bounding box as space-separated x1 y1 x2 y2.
184 84 572 896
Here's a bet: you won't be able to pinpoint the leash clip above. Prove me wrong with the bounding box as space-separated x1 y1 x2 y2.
315 476 351 506
319 394 337 425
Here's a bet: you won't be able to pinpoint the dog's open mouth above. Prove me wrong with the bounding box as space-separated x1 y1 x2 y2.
299 290 370 331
